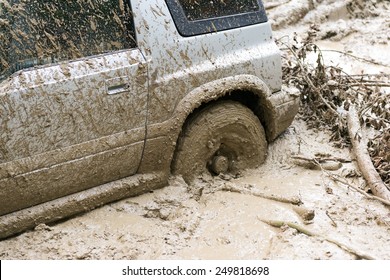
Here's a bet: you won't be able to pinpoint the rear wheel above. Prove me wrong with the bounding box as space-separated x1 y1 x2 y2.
172 101 267 183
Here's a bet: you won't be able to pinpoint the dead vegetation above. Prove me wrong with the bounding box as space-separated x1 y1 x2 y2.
278 26 390 198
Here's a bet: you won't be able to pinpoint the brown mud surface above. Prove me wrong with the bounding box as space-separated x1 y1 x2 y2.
1 0 389 259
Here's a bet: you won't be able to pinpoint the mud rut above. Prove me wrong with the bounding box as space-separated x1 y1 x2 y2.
0 0 389 259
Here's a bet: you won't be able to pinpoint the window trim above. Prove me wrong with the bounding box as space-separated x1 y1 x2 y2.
165 0 268 37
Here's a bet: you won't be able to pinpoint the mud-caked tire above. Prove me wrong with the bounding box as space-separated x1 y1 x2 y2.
172 101 267 183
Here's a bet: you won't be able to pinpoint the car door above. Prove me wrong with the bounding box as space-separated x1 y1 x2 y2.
0 0 148 215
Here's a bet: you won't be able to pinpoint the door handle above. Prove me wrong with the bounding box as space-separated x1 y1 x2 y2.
105 76 130 95
107 84 128 95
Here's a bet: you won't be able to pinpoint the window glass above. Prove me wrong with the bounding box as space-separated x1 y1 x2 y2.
166 0 267 37
0 0 136 81
178 0 260 21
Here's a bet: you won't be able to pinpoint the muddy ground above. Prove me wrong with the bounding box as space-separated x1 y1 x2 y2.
0 0 389 259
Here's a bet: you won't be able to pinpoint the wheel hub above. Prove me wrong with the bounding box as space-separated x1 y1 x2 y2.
210 155 229 174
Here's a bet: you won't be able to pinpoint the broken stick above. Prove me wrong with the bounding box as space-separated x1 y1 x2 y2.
292 155 343 171
326 172 390 207
347 106 390 201
221 184 302 205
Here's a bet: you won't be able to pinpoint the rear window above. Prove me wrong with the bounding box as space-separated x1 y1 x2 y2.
166 0 267 37
180 0 260 21
0 0 136 82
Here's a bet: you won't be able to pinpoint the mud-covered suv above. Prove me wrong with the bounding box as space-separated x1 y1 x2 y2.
0 0 299 238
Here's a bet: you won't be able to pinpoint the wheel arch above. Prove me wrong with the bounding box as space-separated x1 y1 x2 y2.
171 74 280 143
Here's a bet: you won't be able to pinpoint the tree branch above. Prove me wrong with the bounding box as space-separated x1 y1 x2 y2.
261 219 377 260
347 106 390 201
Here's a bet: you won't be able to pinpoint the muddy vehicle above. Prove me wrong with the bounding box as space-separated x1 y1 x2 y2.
0 0 298 239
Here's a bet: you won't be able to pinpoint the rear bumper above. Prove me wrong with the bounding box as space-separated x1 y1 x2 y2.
266 86 300 141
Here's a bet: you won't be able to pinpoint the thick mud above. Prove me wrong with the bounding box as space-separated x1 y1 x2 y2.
1 119 389 259
1 0 389 259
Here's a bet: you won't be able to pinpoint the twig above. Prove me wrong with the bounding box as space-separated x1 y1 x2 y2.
315 159 390 207
327 66 371 97
359 93 389 119
337 74 390 78
292 155 343 171
328 171 390 207
261 219 377 260
220 184 302 205
321 49 390 68
356 79 390 83
292 155 351 163
279 41 340 116
348 83 390 88
325 211 338 228
312 158 390 206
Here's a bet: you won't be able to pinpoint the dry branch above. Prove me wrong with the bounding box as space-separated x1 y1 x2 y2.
279 41 340 116
347 106 390 201
325 211 338 227
261 219 377 260
313 158 390 207
322 49 390 68
292 155 343 171
328 167 390 207
349 83 390 88
220 184 302 205
281 37 389 194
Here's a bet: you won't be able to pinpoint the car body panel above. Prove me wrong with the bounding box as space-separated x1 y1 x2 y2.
134 0 282 125
0 49 148 215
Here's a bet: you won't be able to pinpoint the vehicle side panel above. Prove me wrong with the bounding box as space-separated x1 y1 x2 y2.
0 50 148 215
134 0 282 126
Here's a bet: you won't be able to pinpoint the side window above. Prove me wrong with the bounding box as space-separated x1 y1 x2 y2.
0 0 136 82
165 0 267 37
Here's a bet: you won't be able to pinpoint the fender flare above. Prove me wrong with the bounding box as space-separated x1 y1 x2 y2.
171 74 281 141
